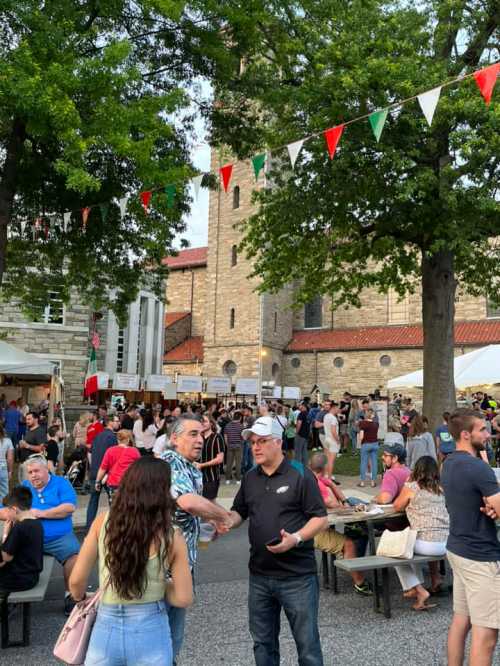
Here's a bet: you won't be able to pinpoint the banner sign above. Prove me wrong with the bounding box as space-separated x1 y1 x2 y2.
235 377 259 395
162 384 178 400
146 374 173 391
97 372 110 389
273 386 282 398
177 375 203 393
113 373 140 391
206 376 231 394
283 386 301 400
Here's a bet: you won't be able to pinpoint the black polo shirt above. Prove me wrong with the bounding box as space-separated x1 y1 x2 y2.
231 457 327 578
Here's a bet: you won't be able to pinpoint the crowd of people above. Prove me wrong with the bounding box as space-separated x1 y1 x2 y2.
0 391 499 665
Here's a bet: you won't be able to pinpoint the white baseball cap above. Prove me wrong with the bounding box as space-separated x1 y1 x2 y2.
242 416 284 441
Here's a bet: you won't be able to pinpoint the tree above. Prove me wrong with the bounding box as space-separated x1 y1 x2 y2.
0 0 258 321
209 0 500 428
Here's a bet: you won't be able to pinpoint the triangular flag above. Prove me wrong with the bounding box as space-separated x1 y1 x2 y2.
165 184 176 208
99 203 109 222
324 125 344 159
63 212 71 232
251 153 266 181
474 63 500 105
219 164 233 193
287 139 305 169
82 207 91 228
118 195 129 219
368 109 389 142
192 174 204 200
140 190 152 213
417 86 442 126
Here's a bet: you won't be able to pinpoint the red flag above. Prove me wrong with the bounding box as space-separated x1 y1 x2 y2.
82 207 91 227
474 63 500 105
140 190 152 213
219 164 233 193
324 125 344 159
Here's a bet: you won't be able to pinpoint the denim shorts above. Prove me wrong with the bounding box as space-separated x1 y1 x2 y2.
43 531 81 564
86 600 172 665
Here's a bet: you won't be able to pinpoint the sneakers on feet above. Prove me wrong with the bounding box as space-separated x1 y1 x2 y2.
354 581 372 596
357 481 365 488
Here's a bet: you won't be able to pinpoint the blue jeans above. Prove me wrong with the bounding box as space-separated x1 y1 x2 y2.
360 442 379 481
0 470 8 500
349 427 358 453
167 604 186 661
249 573 324 666
294 435 309 467
85 600 172 665
85 485 101 532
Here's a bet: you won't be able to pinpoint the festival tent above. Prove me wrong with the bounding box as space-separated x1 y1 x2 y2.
387 345 500 390
0 341 56 376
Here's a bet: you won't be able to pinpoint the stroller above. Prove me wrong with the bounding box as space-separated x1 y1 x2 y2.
64 446 88 492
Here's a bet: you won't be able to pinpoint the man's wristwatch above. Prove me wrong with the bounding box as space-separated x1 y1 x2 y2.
292 532 304 547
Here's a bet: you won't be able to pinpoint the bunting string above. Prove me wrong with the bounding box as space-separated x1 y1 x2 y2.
11 62 499 238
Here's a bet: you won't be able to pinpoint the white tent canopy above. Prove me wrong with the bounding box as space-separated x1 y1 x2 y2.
0 341 56 376
387 345 500 390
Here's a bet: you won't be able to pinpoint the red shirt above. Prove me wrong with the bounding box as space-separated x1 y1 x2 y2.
86 422 104 449
316 475 335 504
100 446 140 486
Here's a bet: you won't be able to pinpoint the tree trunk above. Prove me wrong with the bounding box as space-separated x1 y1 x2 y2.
0 118 25 285
421 249 457 431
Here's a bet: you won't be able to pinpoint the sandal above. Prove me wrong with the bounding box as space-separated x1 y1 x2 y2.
412 603 438 611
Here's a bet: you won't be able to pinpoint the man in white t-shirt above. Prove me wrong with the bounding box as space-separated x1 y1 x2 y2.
323 402 340 480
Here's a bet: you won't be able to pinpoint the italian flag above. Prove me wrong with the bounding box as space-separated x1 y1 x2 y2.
84 347 98 397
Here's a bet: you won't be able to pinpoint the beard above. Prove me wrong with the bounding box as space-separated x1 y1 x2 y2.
471 439 486 452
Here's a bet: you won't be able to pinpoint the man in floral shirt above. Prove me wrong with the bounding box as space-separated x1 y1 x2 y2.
161 415 231 663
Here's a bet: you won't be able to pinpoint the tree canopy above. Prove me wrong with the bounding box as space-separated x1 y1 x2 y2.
0 0 263 321
209 0 500 425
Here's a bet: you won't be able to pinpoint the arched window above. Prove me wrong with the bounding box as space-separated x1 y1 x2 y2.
274 312 277 332
231 244 237 266
272 363 280 379
232 186 240 209
223 360 237 376
230 308 235 329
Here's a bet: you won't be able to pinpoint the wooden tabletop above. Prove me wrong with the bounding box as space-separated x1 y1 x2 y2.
327 505 403 526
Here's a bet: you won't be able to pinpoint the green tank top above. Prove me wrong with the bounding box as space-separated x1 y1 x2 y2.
98 514 169 605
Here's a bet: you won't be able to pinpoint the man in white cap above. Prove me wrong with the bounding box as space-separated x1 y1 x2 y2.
227 416 328 665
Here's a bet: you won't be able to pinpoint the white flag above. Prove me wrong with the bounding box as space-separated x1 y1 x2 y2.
287 139 305 169
417 86 442 126
63 212 71 232
118 195 129 219
192 174 204 200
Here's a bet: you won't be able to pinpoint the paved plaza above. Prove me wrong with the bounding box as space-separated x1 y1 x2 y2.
3 477 500 665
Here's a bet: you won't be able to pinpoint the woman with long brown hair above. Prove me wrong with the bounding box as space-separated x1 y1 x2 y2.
406 415 437 469
393 456 449 609
69 457 192 665
95 429 140 502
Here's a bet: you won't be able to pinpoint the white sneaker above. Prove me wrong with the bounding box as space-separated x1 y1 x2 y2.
225 480 231 485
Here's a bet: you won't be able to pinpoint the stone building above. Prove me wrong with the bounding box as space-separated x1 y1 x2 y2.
163 157 500 399
0 286 165 406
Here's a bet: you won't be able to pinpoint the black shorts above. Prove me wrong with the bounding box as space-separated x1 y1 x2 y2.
202 480 220 501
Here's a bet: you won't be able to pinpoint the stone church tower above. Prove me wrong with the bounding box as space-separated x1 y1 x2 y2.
202 151 294 392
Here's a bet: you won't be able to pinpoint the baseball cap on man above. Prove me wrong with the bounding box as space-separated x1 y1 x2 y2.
242 416 284 441
382 443 406 461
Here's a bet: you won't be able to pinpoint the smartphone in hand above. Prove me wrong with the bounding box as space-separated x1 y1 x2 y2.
266 536 281 547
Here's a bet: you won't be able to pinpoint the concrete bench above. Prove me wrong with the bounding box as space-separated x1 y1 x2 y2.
334 554 445 618
1 555 55 648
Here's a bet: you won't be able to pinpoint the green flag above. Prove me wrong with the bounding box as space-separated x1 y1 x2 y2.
368 108 389 142
165 184 176 208
252 153 266 181
99 203 109 222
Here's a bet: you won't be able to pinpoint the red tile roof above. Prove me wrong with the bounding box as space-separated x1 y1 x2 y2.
164 336 204 363
164 311 190 327
162 247 207 270
287 320 500 353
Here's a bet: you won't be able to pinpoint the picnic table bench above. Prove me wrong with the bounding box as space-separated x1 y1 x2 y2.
334 554 445 618
1 555 55 648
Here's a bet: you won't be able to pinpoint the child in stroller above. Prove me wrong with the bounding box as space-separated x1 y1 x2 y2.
64 446 88 492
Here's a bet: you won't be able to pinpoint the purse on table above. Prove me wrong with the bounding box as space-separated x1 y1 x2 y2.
53 589 102 665
376 526 417 559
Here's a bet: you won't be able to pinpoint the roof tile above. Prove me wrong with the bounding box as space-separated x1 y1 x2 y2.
164 311 190 327
164 336 204 363
162 247 207 270
286 320 500 353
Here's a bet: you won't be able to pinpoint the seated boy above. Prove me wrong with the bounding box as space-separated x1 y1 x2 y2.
0 486 44 593
309 453 371 596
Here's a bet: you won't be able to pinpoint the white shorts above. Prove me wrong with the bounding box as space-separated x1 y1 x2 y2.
323 438 340 454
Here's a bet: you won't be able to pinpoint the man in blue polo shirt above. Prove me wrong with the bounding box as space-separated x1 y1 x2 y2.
22 454 80 614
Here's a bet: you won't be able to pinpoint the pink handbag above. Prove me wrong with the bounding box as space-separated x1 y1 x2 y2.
53 590 102 665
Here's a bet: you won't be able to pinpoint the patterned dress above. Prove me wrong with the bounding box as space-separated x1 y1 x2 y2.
160 449 203 569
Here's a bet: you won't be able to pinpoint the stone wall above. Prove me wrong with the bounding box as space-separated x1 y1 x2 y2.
0 291 90 403
165 266 207 337
165 315 191 352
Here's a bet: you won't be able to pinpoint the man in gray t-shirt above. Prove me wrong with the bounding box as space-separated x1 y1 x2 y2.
314 400 331 446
